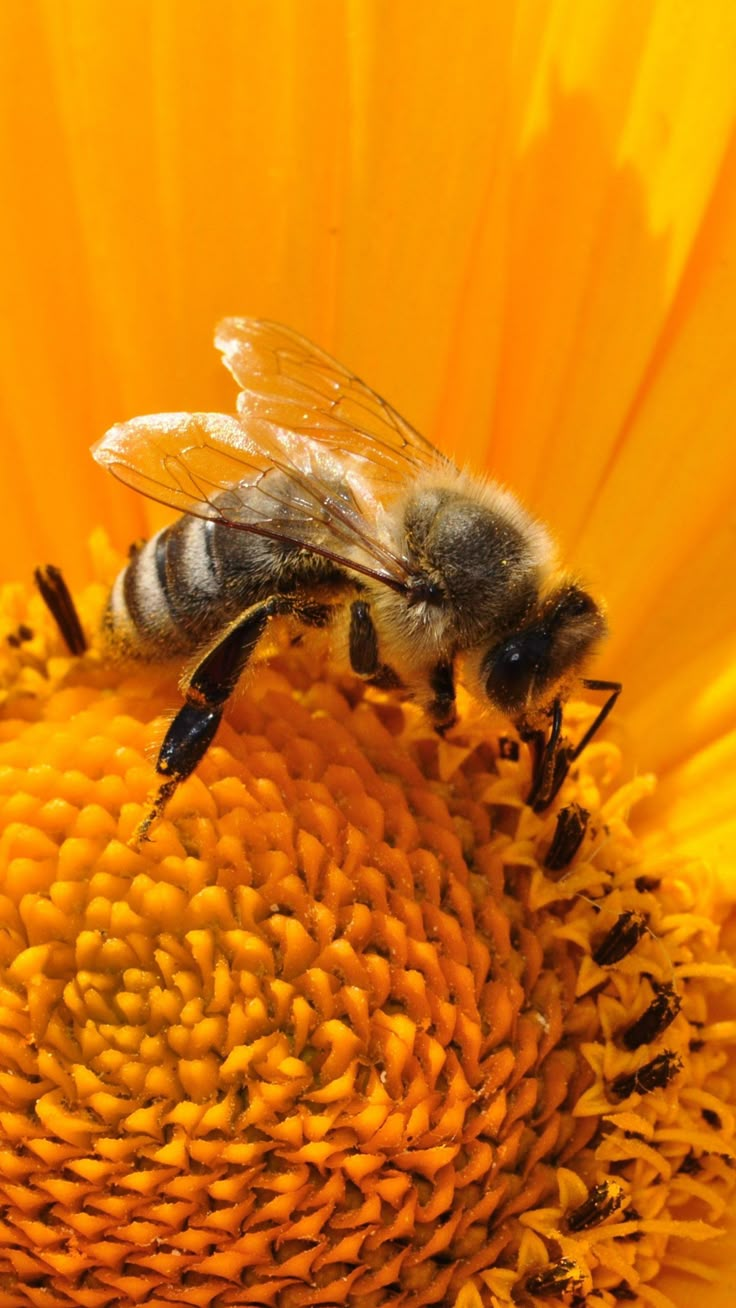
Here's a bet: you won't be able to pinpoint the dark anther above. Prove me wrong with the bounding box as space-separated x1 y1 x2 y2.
635 874 661 893
526 1258 583 1297
678 1150 702 1175
611 1284 638 1302
498 736 519 761
544 802 590 871
622 981 681 1050
609 1050 682 1101
34 565 87 655
703 1108 722 1128
593 910 647 966
7 622 36 648
624 1207 644 1241
567 1180 624 1232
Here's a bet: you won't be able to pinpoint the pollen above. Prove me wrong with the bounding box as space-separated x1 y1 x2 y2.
0 537 734 1308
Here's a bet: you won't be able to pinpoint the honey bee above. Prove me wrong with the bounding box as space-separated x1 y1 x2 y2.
93 319 619 830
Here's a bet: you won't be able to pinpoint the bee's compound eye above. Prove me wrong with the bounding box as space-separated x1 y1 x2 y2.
483 634 548 714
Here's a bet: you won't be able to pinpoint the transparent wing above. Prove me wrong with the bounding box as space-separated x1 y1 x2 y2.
92 411 416 591
215 317 451 481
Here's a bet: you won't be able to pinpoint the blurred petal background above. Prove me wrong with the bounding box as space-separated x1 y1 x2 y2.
0 0 734 854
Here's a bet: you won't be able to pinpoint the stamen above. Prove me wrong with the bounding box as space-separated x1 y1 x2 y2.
544 802 589 870
33 563 87 654
593 910 647 965
610 1051 683 1101
622 981 682 1049
567 1180 624 1231
526 1259 584 1298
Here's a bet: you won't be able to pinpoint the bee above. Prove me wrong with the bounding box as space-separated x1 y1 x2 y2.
93 319 619 831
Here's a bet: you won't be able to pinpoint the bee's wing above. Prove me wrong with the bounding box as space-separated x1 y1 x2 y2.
215 317 451 480
92 411 416 591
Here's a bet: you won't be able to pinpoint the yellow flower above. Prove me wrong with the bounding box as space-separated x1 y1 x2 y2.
1 3 735 1307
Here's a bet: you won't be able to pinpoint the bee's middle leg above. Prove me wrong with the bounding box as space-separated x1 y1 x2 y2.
428 658 457 733
156 596 290 787
348 599 402 688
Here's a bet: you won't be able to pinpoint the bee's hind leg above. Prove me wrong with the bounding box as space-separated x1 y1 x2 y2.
136 595 291 841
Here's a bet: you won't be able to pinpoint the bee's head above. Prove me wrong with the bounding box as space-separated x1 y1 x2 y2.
481 583 606 717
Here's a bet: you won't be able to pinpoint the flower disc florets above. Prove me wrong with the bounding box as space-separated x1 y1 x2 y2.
0 545 734 1307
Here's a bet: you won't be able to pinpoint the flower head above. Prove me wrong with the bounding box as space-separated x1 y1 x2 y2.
1 4 735 1305
0 548 734 1305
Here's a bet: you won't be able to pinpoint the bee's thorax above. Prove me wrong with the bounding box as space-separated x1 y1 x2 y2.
400 483 546 642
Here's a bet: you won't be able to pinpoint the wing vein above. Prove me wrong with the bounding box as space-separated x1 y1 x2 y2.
93 320 455 597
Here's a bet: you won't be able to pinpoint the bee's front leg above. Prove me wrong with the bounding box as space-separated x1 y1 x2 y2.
526 678 622 811
522 698 566 811
137 595 290 840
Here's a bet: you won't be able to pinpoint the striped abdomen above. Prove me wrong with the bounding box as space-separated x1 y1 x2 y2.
106 512 347 656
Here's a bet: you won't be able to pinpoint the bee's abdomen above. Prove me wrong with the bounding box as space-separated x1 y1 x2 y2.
106 516 260 655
